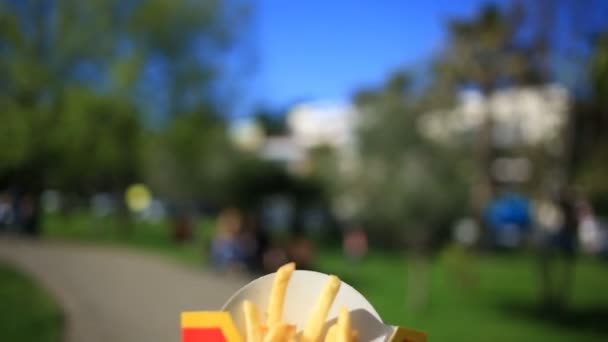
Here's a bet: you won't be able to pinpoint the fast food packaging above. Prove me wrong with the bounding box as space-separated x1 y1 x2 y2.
181 270 427 342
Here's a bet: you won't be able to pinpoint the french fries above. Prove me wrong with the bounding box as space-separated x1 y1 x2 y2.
263 322 289 342
285 324 297 341
337 307 351 342
242 263 358 342
302 275 341 342
267 262 295 326
324 324 337 342
244 300 263 342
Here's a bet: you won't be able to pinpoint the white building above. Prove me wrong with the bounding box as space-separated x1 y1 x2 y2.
287 100 358 150
419 84 570 148
231 84 569 177
229 100 359 175
229 118 265 152
419 84 570 184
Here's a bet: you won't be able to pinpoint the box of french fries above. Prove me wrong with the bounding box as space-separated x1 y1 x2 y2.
181 263 427 342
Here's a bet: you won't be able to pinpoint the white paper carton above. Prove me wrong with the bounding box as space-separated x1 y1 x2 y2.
221 270 426 342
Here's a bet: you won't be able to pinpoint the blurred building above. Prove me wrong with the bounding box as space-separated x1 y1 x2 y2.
232 84 569 187
419 84 570 185
258 136 306 174
420 84 569 147
229 100 359 175
287 101 357 150
229 118 266 152
229 119 307 173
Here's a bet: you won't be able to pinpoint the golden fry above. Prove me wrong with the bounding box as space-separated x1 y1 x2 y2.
302 275 342 342
267 262 296 326
241 264 360 342
243 300 263 342
337 307 351 342
263 323 288 342
324 324 337 342
285 324 297 340
260 325 268 336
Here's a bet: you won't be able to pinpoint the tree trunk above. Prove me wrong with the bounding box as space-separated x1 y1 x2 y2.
472 88 495 247
114 188 133 238
405 227 433 312
406 251 431 312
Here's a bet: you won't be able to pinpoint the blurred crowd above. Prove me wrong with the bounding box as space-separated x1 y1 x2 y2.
0 190 41 236
209 208 370 275
481 187 608 257
209 208 311 274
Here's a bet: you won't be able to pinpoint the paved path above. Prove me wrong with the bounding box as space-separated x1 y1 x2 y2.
0 237 249 342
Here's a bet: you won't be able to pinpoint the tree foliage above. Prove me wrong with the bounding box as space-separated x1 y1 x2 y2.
575 33 608 214
142 109 237 203
350 73 471 248
0 0 250 200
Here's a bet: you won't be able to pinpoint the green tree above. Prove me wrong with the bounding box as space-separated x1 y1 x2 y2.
142 109 237 204
307 144 341 201
0 0 251 233
439 1 608 310
48 88 142 194
351 72 471 310
435 4 537 226
253 108 289 136
0 0 249 184
130 0 252 204
575 33 608 215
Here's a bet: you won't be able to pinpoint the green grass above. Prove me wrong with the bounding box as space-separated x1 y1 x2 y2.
44 212 608 341
317 249 608 342
43 211 214 266
0 262 64 342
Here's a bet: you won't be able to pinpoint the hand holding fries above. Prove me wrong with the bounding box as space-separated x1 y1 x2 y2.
242 263 358 342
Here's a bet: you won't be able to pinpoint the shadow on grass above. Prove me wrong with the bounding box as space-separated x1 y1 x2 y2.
500 301 608 335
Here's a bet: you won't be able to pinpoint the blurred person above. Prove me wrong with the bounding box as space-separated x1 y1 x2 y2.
172 214 193 243
0 192 15 231
210 208 246 273
534 198 562 237
577 196 603 254
286 234 316 270
485 192 532 250
538 187 581 309
171 204 194 243
19 193 41 237
262 245 289 274
238 211 270 273
343 225 368 262
557 188 580 258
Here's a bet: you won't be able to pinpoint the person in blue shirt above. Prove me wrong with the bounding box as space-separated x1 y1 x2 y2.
210 208 247 272
485 192 532 249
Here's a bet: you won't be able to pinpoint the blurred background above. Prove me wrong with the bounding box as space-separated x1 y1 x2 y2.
1 0 608 341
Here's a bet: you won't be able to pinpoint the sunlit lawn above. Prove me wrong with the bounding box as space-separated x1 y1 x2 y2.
44 212 608 341
318 249 608 342
44 211 213 266
0 262 64 342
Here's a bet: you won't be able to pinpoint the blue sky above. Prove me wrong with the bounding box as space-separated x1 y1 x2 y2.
247 0 501 112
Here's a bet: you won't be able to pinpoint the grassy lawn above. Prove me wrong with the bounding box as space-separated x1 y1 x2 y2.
43 211 214 266
0 262 64 342
43 212 608 341
317 249 608 342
